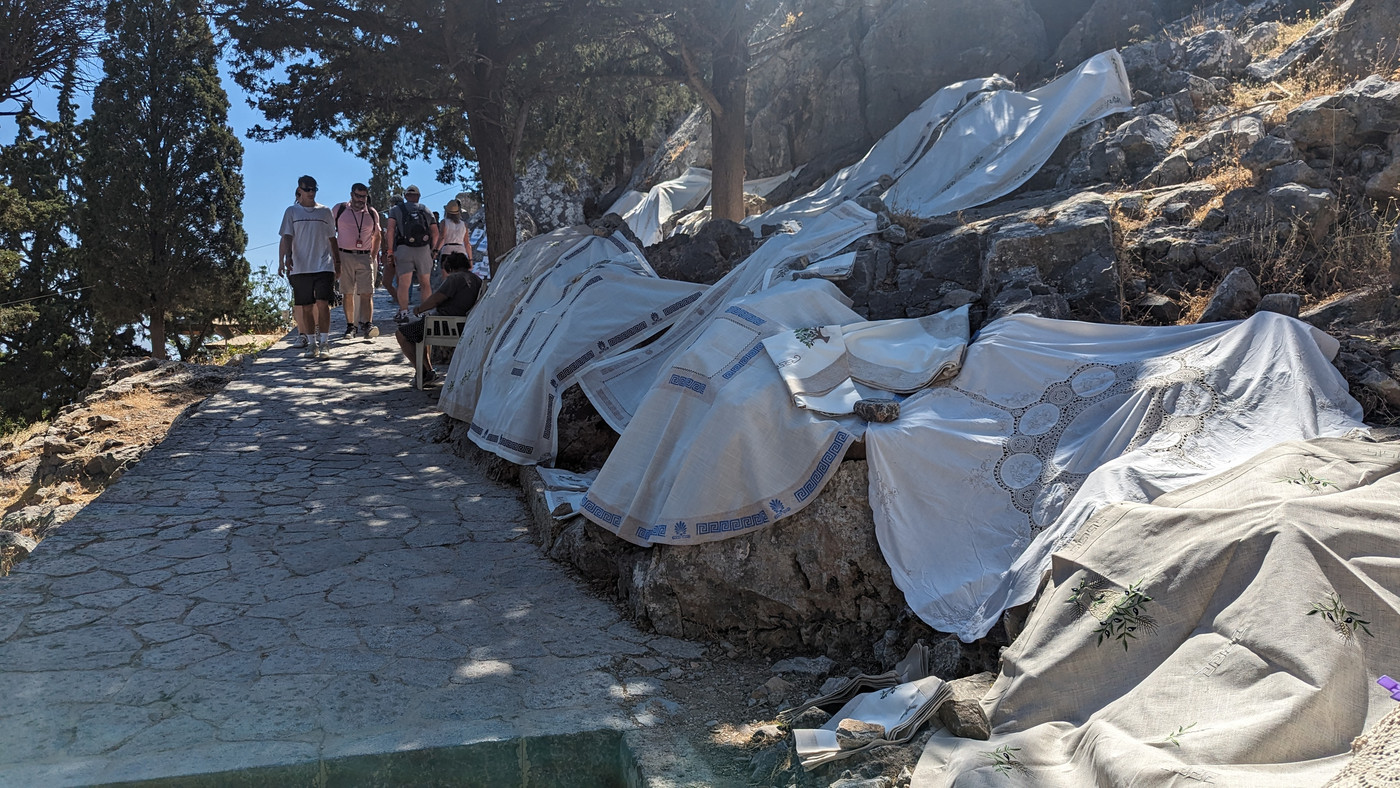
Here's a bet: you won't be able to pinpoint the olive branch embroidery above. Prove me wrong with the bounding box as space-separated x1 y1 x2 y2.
1163 722 1197 746
1069 578 1157 650
793 326 831 347
981 744 1028 776
1308 593 1374 641
1275 468 1336 491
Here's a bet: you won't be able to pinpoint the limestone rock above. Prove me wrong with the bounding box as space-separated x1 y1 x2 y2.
937 671 996 740
1270 160 1330 190
1364 158 1400 201
983 195 1120 320
987 267 1073 322
1053 0 1161 70
1181 29 1251 79
858 0 1049 139
772 655 836 677
645 219 756 285
1091 115 1179 182
753 676 796 703
836 718 887 749
1246 0 1350 82
1257 293 1302 318
1239 21 1280 56
1243 135 1300 173
1324 0 1400 79
1198 267 1262 323
1267 183 1338 242
855 399 901 423
0 529 38 558
623 459 907 656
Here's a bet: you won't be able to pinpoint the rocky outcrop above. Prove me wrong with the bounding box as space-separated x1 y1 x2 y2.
1323 0 1400 79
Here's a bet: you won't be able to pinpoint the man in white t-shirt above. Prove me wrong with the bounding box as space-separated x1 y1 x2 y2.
278 175 341 358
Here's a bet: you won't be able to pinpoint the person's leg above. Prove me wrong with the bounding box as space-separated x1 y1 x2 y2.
418 271 433 305
384 259 398 301
342 283 357 329
396 271 414 313
288 274 315 352
294 304 312 338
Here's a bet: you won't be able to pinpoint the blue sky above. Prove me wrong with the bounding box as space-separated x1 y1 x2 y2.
3 60 474 274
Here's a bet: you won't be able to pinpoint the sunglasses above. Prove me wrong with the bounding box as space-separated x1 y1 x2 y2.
299 186 318 193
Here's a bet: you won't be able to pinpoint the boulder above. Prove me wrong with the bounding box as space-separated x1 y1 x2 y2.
1119 39 1181 96
622 459 908 656
1197 267 1262 322
983 194 1121 320
1267 183 1338 242
1324 0 1400 78
644 219 756 285
849 229 982 320
1245 0 1351 82
1257 292 1302 317
1242 135 1300 173
1239 21 1280 56
987 266 1073 321
1269 160 1330 189
937 671 996 740
1090 115 1180 182
1180 29 1251 79
858 0 1049 139
1053 0 1162 70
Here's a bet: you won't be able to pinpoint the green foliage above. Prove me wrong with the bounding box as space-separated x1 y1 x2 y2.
0 64 103 426
0 0 99 111
981 745 1028 776
231 267 291 334
1308 593 1374 641
1275 467 1337 491
1163 722 1197 746
78 0 249 362
1091 580 1157 651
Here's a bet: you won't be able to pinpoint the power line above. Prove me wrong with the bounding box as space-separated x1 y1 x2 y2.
0 284 93 308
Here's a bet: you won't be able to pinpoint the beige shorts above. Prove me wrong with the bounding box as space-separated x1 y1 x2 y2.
394 244 433 277
338 252 374 294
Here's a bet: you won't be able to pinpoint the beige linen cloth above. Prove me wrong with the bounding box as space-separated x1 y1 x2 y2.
915 437 1400 787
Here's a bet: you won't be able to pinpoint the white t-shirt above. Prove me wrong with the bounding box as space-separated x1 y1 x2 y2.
279 203 336 274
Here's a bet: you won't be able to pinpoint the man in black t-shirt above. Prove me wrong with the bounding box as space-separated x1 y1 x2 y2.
395 251 481 386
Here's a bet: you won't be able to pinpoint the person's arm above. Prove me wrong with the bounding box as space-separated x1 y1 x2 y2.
413 289 448 316
430 219 440 252
279 235 292 276
386 216 398 261
369 209 381 258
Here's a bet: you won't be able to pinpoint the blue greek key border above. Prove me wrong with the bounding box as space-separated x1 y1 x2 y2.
795 432 849 502
724 305 765 326
721 342 766 381
581 497 622 528
667 373 707 394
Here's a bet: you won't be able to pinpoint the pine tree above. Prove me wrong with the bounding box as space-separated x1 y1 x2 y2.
79 0 248 361
0 63 101 426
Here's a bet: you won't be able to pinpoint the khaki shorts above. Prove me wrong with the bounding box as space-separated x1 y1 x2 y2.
338 252 374 294
395 244 433 277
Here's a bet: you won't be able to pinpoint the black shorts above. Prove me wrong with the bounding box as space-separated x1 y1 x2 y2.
289 271 335 306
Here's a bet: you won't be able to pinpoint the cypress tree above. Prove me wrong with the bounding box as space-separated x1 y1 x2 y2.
79 0 248 361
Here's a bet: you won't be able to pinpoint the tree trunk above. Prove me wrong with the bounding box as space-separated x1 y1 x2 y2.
149 311 167 360
709 18 749 224
467 104 518 278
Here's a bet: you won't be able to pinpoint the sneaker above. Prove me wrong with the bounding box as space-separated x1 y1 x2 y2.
395 311 410 325
292 335 309 349
343 324 357 339
360 322 380 339
305 340 320 359
319 339 332 357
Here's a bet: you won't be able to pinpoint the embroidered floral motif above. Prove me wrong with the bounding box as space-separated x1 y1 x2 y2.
768 499 791 516
1276 468 1337 491
982 744 1029 776
1073 579 1156 650
1163 722 1197 746
794 326 831 347
1308 593 1373 641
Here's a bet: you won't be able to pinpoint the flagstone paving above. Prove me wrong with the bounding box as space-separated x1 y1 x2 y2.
0 296 714 786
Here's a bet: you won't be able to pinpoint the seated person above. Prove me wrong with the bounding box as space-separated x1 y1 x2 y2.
395 251 482 386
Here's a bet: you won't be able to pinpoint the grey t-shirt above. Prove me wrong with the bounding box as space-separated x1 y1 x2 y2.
279 203 336 274
435 271 482 316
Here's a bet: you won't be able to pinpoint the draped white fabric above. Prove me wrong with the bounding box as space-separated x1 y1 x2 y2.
438 228 678 449
914 438 1400 787
746 51 1132 229
579 280 868 546
618 166 712 246
466 260 705 464
865 312 1367 642
577 201 877 432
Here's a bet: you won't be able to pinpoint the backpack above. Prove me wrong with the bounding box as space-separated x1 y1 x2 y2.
396 203 432 247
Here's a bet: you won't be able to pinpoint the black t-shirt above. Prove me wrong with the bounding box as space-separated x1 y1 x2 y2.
436 271 482 316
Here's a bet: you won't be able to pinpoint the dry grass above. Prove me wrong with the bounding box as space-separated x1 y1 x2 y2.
1191 164 1259 225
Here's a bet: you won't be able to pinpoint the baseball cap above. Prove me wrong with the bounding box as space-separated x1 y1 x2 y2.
404 185 421 197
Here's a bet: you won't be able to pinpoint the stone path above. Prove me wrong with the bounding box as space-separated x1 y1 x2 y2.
0 294 712 786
